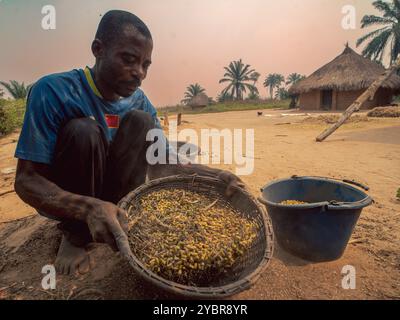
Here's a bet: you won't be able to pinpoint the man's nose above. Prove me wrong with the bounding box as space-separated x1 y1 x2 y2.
131 64 145 80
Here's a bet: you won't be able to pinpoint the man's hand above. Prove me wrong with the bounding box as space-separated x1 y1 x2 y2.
85 199 133 259
148 162 246 197
217 170 245 197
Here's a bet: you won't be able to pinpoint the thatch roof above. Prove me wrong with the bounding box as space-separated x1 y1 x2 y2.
189 93 209 107
289 46 400 95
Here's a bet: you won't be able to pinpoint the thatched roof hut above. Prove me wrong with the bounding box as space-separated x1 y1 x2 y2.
189 93 209 109
289 45 400 111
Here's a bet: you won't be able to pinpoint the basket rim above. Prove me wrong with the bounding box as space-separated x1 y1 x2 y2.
118 174 274 298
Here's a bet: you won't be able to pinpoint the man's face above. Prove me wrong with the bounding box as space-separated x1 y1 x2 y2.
96 26 153 98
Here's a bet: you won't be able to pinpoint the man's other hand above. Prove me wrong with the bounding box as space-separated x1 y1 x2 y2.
85 200 133 259
217 170 245 197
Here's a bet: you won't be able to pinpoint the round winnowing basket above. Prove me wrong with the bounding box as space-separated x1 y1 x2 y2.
118 174 274 299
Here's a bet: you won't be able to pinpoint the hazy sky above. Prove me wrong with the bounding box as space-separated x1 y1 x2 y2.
0 0 380 106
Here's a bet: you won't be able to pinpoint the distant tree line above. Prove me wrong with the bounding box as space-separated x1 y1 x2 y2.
181 59 306 107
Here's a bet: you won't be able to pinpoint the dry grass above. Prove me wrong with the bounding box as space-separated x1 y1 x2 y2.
301 114 370 125
367 106 400 118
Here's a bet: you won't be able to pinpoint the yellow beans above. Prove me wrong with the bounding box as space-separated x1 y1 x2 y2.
127 188 257 286
280 200 308 205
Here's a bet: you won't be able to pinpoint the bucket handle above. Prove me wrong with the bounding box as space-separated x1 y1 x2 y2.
291 175 369 191
326 197 373 210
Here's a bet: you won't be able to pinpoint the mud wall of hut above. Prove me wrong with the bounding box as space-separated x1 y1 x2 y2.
298 91 320 110
298 88 393 110
336 90 369 110
374 88 394 106
335 89 393 110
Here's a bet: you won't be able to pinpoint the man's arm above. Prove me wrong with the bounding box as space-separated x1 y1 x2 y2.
142 92 245 196
14 159 132 256
148 149 245 197
178 162 245 197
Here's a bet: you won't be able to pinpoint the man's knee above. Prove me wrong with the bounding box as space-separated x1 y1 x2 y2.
57 118 109 153
121 110 154 130
60 117 102 140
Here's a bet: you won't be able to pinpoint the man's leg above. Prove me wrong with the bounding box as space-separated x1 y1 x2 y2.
102 110 154 203
50 117 108 275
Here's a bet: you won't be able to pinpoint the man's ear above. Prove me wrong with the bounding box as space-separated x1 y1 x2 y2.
91 39 105 59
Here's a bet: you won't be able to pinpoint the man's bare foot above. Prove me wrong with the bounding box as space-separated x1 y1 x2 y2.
55 235 91 275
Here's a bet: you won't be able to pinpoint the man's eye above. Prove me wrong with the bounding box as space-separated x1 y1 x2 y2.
123 56 135 64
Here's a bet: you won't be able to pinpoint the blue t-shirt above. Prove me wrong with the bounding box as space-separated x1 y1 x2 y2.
15 67 163 165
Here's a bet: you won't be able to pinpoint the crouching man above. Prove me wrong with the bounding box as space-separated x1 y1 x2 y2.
14 10 244 275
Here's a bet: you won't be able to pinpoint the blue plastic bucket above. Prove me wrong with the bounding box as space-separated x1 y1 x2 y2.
259 176 373 262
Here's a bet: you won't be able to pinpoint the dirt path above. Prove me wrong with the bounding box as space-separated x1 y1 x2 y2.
0 109 399 299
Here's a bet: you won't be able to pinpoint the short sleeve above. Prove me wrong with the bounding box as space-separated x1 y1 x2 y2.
15 77 63 164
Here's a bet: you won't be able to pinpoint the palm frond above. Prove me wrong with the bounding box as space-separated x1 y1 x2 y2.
393 0 400 12
0 80 30 99
391 33 400 63
219 78 232 84
357 1 400 66
361 15 396 28
372 0 397 18
356 27 390 46
362 29 392 62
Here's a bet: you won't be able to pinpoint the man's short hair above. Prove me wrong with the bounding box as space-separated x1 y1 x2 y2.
95 10 152 46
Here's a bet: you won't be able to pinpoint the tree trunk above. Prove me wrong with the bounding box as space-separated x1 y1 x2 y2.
315 57 400 142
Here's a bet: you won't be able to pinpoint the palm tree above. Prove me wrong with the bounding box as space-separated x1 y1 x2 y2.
247 91 260 100
356 0 400 66
286 73 306 86
263 73 285 99
275 88 290 100
217 90 234 103
0 80 32 99
219 59 258 100
286 73 306 108
247 71 260 97
181 83 205 105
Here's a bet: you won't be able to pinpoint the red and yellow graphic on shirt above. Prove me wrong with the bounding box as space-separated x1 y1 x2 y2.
105 114 120 128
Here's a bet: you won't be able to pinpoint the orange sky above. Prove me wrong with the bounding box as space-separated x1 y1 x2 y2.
0 0 380 107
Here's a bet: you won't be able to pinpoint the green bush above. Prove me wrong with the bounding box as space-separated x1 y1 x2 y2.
397 188 400 199
0 99 26 136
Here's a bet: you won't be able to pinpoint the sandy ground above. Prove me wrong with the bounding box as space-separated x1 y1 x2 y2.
0 108 399 300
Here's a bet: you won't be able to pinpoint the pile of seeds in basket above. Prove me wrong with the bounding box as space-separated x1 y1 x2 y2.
127 189 258 286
